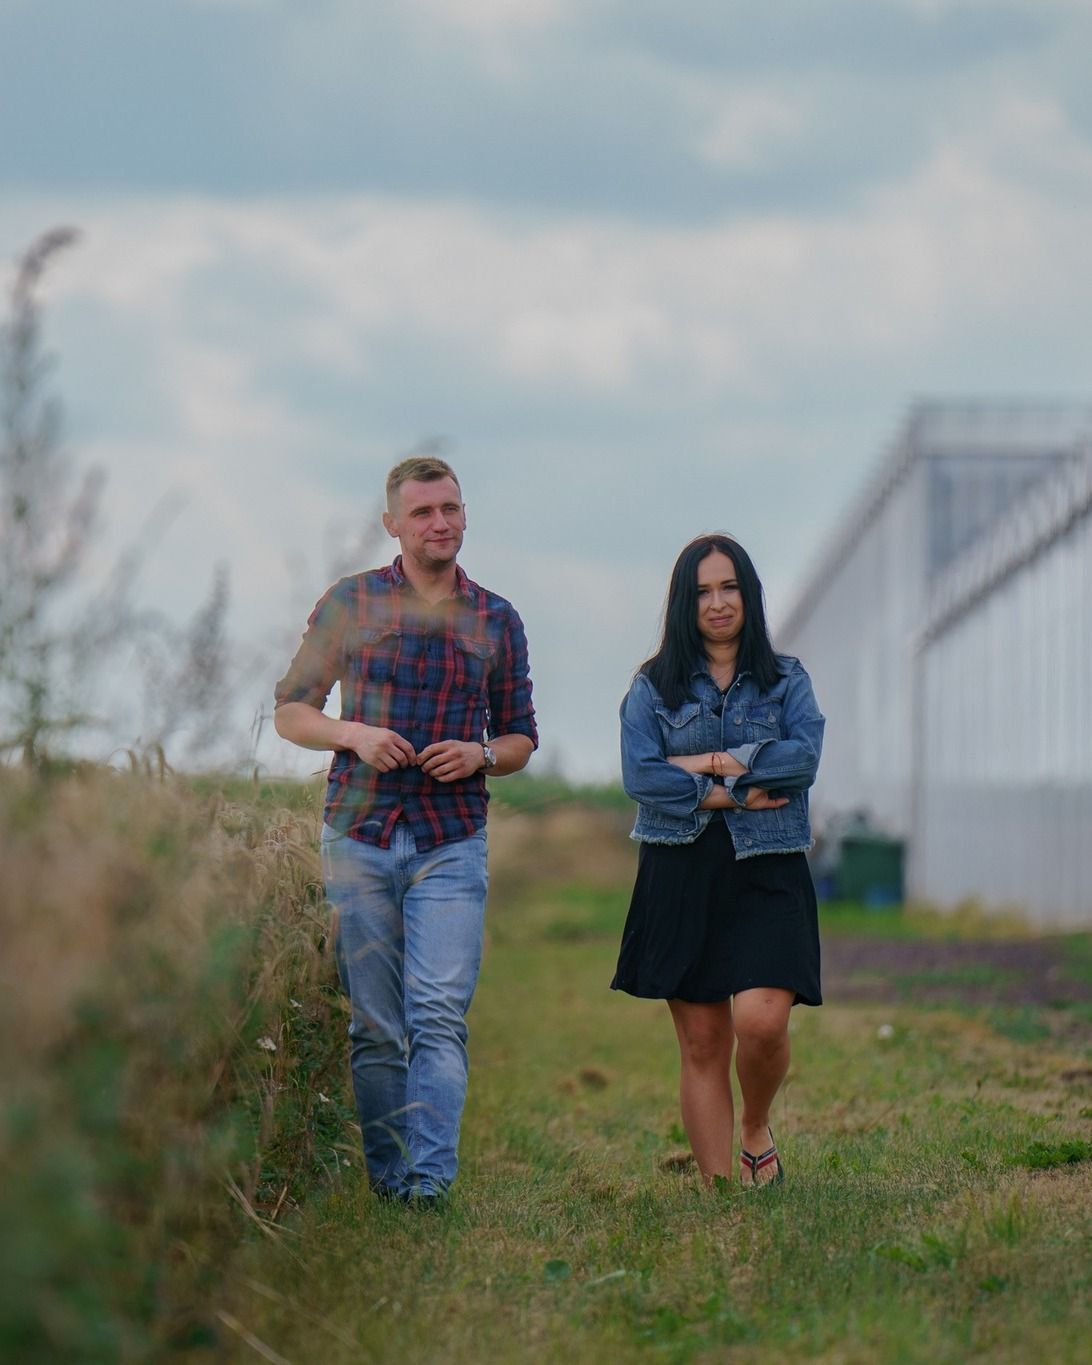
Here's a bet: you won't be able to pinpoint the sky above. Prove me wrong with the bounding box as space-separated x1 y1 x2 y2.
2 0 1091 778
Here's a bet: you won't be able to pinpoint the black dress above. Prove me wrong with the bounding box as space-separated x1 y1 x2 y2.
610 815 822 1006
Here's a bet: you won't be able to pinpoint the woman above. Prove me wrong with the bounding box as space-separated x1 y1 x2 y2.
612 533 824 1188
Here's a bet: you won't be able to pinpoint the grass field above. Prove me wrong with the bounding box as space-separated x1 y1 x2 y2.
210 803 1092 1365
3 774 1091 1363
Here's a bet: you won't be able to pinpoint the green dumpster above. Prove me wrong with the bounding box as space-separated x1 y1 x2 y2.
835 835 904 907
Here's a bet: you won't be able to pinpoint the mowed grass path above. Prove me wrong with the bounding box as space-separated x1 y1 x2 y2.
214 816 1092 1364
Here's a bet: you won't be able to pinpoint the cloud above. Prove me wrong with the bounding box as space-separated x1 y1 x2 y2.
3 0 1090 773
695 87 810 171
12 88 1091 532
3 0 1082 222
411 0 572 36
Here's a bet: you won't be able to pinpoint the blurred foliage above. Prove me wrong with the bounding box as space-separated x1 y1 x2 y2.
0 229 232 771
0 767 353 1360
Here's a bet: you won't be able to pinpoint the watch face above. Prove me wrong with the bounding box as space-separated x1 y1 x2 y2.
483 745 497 768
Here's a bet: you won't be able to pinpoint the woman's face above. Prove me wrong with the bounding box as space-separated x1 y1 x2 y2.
695 549 744 650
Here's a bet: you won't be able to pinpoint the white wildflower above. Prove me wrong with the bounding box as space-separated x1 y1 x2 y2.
877 1024 895 1041
257 1036 278 1052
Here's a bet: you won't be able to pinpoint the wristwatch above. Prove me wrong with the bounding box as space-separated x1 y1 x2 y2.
481 743 497 770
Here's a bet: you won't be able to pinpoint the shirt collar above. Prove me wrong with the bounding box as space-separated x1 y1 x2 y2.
390 555 474 601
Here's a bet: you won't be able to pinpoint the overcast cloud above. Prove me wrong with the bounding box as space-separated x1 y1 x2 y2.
2 0 1090 776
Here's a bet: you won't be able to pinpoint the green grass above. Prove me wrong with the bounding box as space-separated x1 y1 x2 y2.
491 882 632 947
1016 1139 1092 1169
488 771 633 816
214 931 1092 1364
818 900 1039 941
7 780 1092 1363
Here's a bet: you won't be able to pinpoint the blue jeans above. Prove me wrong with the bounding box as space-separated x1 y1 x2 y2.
320 821 488 1197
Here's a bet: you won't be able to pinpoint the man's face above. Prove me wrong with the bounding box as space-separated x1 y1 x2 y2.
383 475 467 570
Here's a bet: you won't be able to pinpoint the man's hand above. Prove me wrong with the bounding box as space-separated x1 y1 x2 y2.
344 722 417 772
273 704 417 770
417 740 485 782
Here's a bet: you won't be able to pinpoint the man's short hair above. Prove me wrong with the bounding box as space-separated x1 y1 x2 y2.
386 456 461 511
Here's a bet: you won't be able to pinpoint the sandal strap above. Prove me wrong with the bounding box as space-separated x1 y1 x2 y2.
740 1142 779 1170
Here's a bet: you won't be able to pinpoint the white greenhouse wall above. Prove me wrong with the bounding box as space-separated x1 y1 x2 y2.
913 498 1092 926
778 401 1092 925
775 452 927 835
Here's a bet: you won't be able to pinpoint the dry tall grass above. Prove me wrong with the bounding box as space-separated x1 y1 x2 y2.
0 769 353 1361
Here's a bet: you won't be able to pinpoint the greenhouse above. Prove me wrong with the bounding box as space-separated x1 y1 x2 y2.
778 400 1092 926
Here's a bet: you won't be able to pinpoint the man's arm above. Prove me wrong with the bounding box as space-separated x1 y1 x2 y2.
275 579 418 772
274 701 417 771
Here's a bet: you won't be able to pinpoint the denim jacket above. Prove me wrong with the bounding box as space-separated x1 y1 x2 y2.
619 656 825 857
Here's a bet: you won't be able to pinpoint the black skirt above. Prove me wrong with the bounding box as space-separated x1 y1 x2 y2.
610 816 822 1006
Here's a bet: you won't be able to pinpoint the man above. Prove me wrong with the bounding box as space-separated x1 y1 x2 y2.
274 457 536 1205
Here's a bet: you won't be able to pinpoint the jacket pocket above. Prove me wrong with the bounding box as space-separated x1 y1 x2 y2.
746 700 782 739
655 700 708 756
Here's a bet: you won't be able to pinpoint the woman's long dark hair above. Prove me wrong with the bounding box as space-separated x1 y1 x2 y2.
640 534 781 707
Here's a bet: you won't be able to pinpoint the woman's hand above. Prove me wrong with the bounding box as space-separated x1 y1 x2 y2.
700 785 789 810
735 788 790 811
667 751 747 777
665 752 787 809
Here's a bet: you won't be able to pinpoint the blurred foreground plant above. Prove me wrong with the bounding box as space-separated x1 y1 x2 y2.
0 229 234 769
0 228 96 763
0 768 354 1360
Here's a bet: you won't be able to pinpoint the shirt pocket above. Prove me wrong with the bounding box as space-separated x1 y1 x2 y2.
453 635 496 695
349 626 402 683
654 700 705 755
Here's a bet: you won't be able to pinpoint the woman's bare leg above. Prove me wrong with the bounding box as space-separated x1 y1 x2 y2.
732 987 794 1184
667 998 735 1183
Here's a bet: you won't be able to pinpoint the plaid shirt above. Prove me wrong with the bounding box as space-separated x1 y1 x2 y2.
275 556 537 849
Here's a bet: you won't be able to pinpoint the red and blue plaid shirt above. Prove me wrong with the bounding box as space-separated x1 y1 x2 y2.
275 556 537 849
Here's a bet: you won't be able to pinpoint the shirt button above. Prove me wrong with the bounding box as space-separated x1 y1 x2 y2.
733 712 742 725
745 838 753 846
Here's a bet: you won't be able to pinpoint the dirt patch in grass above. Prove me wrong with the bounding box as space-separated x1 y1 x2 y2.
824 935 1092 1043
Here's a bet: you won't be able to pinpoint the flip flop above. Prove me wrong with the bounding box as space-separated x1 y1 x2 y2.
740 1129 785 1188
